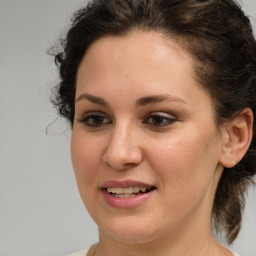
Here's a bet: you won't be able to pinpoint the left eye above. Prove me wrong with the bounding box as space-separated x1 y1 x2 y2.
79 114 111 127
145 113 176 127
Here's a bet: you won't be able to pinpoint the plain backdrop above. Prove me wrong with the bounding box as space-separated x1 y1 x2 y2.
0 0 255 255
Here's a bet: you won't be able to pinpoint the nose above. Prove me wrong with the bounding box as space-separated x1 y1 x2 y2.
103 124 143 170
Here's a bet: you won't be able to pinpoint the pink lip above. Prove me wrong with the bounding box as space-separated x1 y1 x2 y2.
100 179 156 209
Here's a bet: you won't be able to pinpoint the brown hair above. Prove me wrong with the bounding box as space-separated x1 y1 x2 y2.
51 0 256 243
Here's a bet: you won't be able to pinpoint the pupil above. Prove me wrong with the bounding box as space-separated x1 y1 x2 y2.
93 116 103 123
153 116 163 124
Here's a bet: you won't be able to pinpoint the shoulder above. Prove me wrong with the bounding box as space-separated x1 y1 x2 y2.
224 245 240 256
231 250 240 256
66 247 89 256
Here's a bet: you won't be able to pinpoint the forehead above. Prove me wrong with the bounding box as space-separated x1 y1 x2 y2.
76 31 198 93
82 31 189 64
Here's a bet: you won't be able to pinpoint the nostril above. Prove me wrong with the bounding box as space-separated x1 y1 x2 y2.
123 162 138 168
103 161 137 170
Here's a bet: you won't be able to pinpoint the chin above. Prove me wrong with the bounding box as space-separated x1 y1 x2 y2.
97 215 163 245
101 226 158 244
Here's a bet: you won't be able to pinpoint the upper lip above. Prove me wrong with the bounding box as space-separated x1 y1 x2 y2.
101 179 155 189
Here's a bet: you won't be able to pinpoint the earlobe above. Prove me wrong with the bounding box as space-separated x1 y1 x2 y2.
219 108 253 168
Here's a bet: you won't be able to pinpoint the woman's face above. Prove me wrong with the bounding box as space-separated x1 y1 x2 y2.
71 31 225 244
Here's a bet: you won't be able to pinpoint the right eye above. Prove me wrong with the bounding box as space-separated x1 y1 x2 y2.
78 112 111 127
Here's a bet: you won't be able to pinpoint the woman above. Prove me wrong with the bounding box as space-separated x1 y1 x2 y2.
52 0 256 255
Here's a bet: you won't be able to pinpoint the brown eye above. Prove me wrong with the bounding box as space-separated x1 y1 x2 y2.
145 113 177 127
79 113 111 127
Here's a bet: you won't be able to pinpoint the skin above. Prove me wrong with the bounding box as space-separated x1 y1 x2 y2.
70 31 248 256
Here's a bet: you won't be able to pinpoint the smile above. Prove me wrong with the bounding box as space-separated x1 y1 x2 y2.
101 180 156 208
106 186 155 198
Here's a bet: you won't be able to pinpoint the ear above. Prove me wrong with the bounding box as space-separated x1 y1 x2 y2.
219 108 254 168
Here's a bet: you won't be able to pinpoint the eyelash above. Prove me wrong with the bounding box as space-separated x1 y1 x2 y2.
78 112 177 128
144 113 177 127
78 112 111 127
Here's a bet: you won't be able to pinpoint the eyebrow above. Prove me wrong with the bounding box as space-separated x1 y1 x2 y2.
75 93 189 107
76 93 109 107
135 94 189 107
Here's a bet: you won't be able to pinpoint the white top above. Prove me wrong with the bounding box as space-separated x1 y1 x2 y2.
67 247 240 256
67 247 89 256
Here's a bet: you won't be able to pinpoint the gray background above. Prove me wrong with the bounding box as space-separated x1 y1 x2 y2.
0 0 255 255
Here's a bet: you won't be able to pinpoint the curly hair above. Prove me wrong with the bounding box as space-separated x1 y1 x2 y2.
51 0 256 243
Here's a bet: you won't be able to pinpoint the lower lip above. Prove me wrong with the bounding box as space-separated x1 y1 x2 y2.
102 189 154 209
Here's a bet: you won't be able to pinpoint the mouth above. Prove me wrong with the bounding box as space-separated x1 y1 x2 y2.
105 186 156 198
101 180 157 208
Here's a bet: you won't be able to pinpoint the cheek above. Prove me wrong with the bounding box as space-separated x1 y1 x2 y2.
146 131 221 219
147 129 220 190
70 130 103 190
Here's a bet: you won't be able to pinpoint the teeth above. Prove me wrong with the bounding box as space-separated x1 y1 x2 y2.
141 187 147 193
124 187 133 194
133 186 140 193
106 186 149 195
